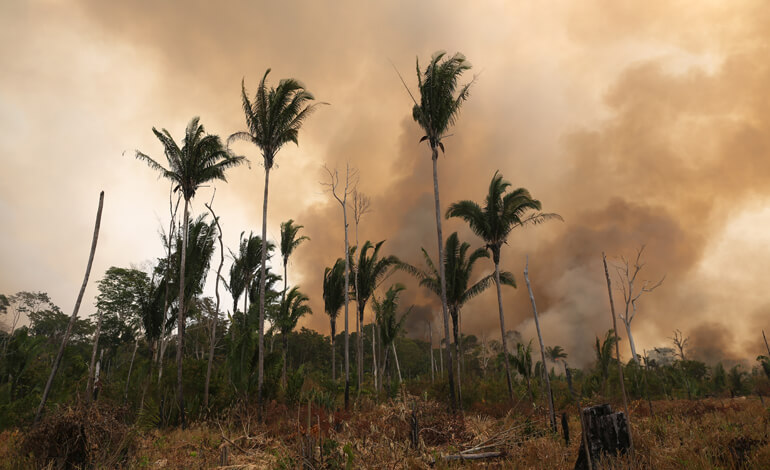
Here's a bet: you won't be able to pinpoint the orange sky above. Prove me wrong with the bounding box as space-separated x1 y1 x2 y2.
1 0 769 366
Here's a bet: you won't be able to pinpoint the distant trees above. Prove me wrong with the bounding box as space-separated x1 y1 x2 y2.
323 259 347 380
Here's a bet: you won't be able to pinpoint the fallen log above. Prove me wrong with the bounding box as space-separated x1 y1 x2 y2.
443 451 504 461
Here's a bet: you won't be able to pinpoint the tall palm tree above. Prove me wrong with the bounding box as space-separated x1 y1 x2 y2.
274 286 312 387
403 51 473 411
323 259 347 381
404 232 514 401
136 117 244 427
446 171 560 403
353 240 400 388
595 329 618 384
280 220 310 305
231 71 322 414
373 284 411 391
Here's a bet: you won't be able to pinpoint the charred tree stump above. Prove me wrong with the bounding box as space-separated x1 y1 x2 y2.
410 402 420 449
574 404 630 470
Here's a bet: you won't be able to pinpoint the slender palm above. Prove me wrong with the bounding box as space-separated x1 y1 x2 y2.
136 117 243 427
275 287 312 387
323 259 347 380
595 329 618 383
231 71 322 415
373 284 411 390
511 340 535 403
402 51 473 410
404 232 514 401
280 220 310 305
447 171 560 403
353 240 400 387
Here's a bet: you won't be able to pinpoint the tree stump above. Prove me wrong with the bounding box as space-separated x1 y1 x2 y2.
574 404 630 470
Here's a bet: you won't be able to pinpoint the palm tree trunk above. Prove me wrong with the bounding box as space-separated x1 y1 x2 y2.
452 309 462 405
124 339 139 402
35 191 103 424
282 333 288 388
371 323 377 390
205 202 224 410
356 305 361 391
257 165 270 420
86 310 103 403
493 259 515 403
331 321 336 381
524 258 556 431
431 147 456 411
176 197 190 428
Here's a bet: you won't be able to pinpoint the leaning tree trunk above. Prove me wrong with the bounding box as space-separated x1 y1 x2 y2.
428 322 435 384
35 191 103 424
204 201 224 410
493 257 515 404
392 342 402 383
175 197 190 428
524 258 556 432
86 310 103 403
124 339 139 402
431 147 456 410
257 165 271 421
371 323 378 390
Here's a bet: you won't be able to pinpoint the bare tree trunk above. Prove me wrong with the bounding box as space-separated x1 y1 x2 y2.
342 198 351 410
124 339 139 402
763 330 770 357
493 259 515 404
257 165 270 421
35 191 103 424
602 253 635 462
204 200 224 410
176 197 190 428
524 257 556 432
452 310 462 405
439 337 444 376
86 310 103 402
158 337 168 383
624 320 639 364
392 342 402 383
431 148 456 410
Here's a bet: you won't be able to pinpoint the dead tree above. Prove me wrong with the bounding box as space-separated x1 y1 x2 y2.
601 252 635 463
671 329 689 361
351 187 371 391
524 256 556 432
427 321 435 383
204 192 225 410
322 163 357 410
615 245 664 364
35 191 104 424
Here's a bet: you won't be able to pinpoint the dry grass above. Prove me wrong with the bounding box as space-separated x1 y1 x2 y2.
2 396 768 469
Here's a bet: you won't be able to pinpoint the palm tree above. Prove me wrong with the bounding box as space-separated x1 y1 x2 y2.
402 51 473 410
136 117 243 427
231 71 322 414
404 232 514 401
353 240 400 388
447 171 560 403
275 287 312 387
373 284 411 392
323 259 347 380
545 345 567 374
280 220 310 303
595 329 618 385
511 340 534 404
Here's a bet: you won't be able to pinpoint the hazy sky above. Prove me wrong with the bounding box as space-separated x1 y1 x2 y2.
2 0 769 366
